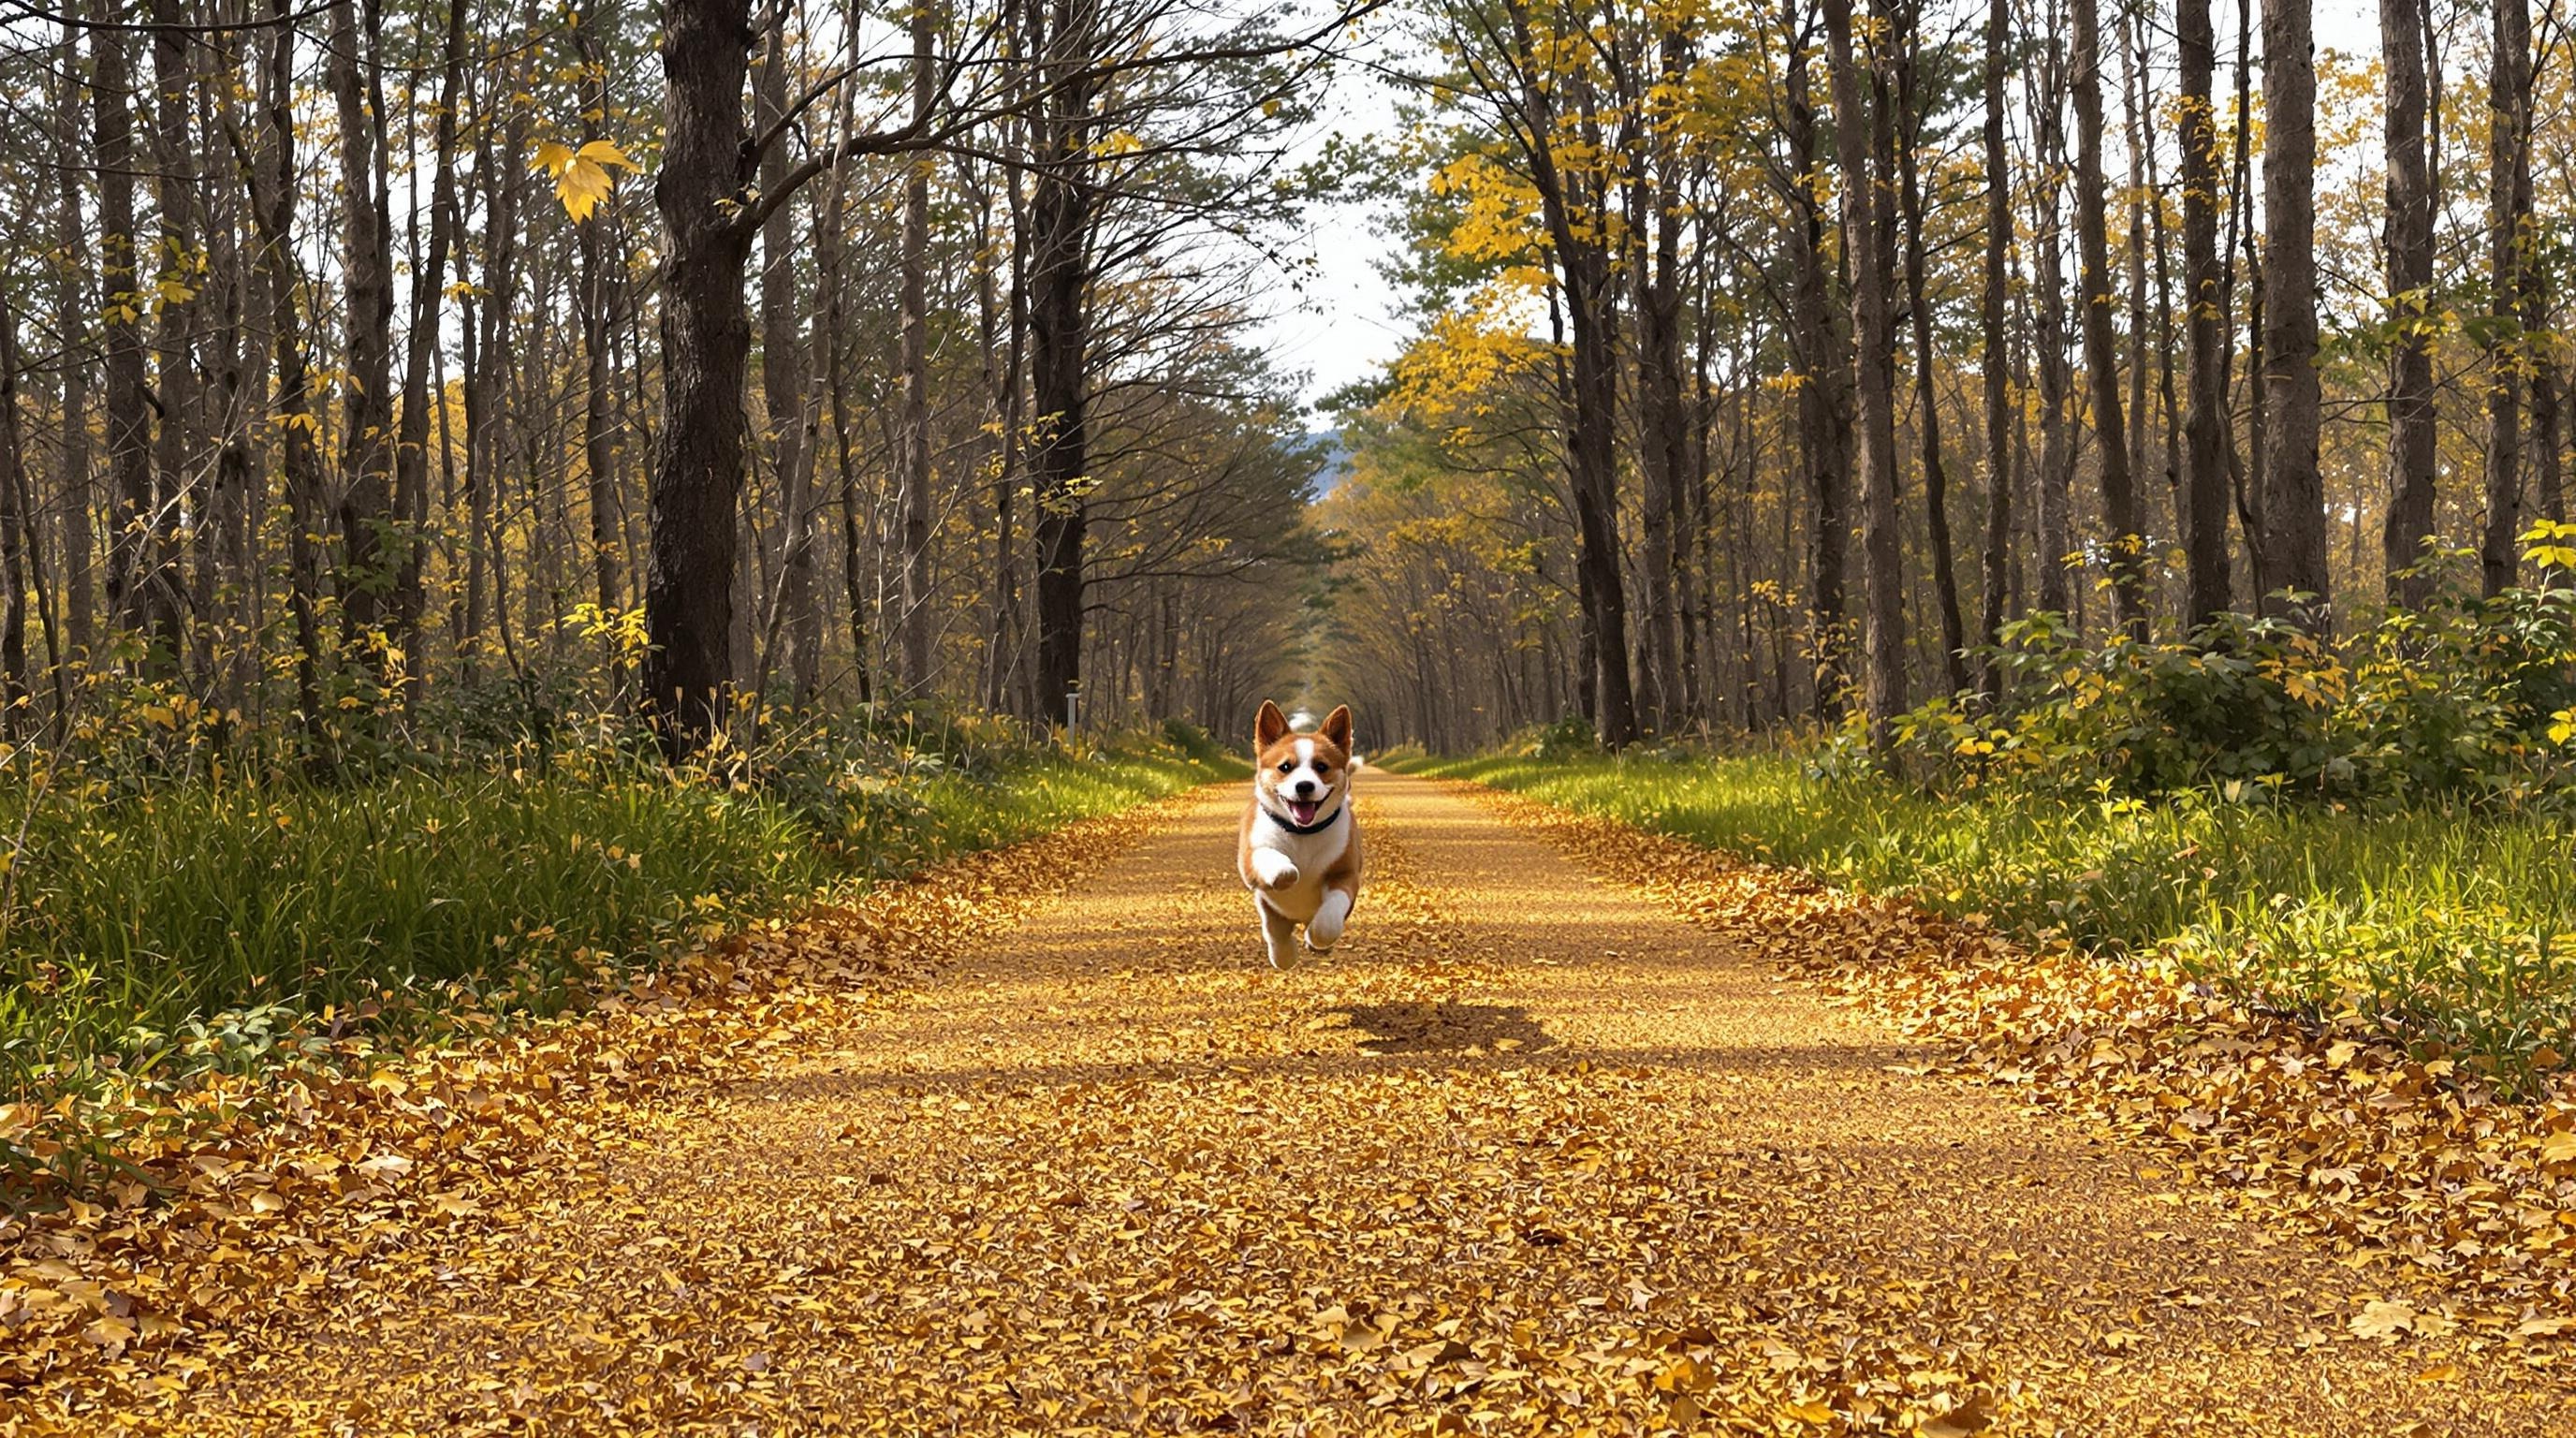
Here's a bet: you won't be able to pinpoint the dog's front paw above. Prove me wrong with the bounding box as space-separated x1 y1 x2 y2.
1261 862 1301 891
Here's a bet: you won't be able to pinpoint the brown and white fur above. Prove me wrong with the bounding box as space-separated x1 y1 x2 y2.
1237 700 1362 967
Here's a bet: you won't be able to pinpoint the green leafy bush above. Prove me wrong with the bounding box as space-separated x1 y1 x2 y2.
1891 523 2576 806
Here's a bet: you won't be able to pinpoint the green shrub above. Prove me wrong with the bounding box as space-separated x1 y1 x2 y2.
1888 524 2576 806
1527 713 1601 762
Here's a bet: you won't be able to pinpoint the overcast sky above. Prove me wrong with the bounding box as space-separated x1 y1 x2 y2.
1250 54 1411 418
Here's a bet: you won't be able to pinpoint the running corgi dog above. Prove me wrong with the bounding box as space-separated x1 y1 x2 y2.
1237 701 1362 967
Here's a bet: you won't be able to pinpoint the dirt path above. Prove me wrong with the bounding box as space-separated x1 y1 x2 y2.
108 773 2573 1433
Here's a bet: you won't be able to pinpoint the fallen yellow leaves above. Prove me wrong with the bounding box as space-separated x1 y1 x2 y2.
1459 782 2576 1356
0 791 1206 1426
15 774 2572 1432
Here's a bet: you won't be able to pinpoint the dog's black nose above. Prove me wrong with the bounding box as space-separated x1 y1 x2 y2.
1294 780 1319 799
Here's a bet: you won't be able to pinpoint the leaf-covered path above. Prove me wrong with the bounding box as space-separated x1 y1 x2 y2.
108 775 2576 1432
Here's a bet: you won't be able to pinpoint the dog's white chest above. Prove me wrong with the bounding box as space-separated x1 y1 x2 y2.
1247 814 1348 923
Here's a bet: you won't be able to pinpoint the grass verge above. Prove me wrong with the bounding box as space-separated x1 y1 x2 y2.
1406 751 2576 1088
0 732 1235 1100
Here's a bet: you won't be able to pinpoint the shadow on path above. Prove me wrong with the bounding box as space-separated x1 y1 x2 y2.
1335 999 1556 1055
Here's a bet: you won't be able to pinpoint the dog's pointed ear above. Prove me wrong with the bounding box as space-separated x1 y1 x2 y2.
1254 699 1289 750
1321 704 1353 753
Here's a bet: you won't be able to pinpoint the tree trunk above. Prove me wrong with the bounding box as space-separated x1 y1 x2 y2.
329 0 398 662
250 8 329 756
1632 27 1692 733
1822 0 1904 745
2031 42 2073 618
2177 0 2232 628
1895 9 1965 692
1976 0 2012 694
754 7 818 702
1780 1 1849 719
2130 9 2184 568
643 0 759 750
201 28 257 721
815 98 873 705
988 117 1029 716
462 95 529 687
393 0 469 697
94 8 175 666
2072 0 2144 638
568 3 629 695
895 0 939 692
1028 0 1097 724
2120 20 2155 545
55 17 94 668
2482 0 2534 596
0 304 29 726
2256 0 2326 622
148 0 198 677
2380 0 2437 605
1528 125 1639 742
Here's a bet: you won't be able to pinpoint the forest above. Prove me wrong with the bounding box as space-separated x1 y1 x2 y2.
1329 0 2576 766
0 0 1346 763
6 0 2576 1428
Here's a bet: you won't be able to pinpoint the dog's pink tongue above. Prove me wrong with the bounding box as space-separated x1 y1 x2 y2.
1290 800 1319 826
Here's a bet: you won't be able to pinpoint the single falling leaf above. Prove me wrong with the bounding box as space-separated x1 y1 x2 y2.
534 137 635 221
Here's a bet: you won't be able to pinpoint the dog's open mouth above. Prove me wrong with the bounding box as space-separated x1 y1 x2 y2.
1288 799 1322 827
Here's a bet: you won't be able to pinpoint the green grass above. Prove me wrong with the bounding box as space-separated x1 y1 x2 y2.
0 734 1234 1095
1412 751 2576 1086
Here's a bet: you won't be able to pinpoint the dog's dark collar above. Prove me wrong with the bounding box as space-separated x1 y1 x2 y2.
1266 800 1345 836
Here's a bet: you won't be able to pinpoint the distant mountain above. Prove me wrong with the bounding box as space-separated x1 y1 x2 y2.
1304 429 1353 501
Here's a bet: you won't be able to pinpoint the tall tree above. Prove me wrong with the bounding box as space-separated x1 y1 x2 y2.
1975 0 2012 691
2176 0 2231 628
1630 24 1695 729
329 0 400 661
2482 0 2535 597
644 0 764 744
93 4 176 664
0 304 30 726
1508 0 1640 745
576 1 634 689
1025 0 1101 726
2255 0 2325 620
1821 0 1904 743
54 17 95 666
243 4 329 748
147 0 198 671
2029 34 2074 618
1778 0 1849 717
396 0 472 692
896 0 940 691
2381 0 2437 605
1893 0 1966 691
754 0 819 699
2071 0 2144 637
